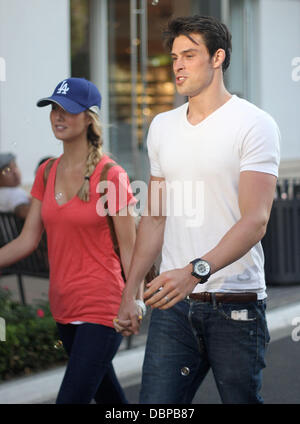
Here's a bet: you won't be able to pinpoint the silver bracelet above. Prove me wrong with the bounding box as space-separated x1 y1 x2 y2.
135 299 147 317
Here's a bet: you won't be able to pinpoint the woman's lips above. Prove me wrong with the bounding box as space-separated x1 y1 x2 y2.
55 125 67 131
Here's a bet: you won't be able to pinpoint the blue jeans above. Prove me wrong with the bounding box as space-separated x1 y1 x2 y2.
56 322 128 404
140 296 270 404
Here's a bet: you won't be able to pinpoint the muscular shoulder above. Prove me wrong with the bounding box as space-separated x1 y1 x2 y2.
231 96 279 133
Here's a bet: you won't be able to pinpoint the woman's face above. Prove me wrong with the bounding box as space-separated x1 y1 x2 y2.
50 103 90 142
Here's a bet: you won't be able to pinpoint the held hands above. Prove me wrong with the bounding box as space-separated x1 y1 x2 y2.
113 295 145 336
144 265 199 310
113 265 199 335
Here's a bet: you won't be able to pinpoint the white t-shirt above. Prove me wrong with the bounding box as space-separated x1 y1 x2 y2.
147 95 280 299
0 187 30 213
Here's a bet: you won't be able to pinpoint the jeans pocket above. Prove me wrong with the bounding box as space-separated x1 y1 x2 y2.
257 302 270 345
217 303 258 323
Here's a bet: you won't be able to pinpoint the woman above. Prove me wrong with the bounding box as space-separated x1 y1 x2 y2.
0 78 142 404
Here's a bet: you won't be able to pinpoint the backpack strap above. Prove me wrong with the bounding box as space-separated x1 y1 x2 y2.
43 158 56 188
99 162 120 257
99 161 157 284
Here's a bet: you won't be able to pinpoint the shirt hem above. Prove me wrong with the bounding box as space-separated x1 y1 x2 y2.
54 317 115 328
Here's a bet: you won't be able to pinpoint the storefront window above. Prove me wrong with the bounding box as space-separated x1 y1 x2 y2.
70 0 90 79
108 0 190 181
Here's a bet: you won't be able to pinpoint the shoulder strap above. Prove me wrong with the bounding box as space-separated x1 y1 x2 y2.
100 162 117 183
43 158 56 188
99 161 120 255
99 160 157 284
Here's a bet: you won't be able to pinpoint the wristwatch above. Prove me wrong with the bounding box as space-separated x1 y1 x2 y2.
190 258 211 284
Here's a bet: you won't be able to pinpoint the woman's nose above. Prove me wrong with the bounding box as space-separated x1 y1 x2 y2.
55 108 65 120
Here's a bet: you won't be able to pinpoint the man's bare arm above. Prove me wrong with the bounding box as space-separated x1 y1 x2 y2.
116 176 166 334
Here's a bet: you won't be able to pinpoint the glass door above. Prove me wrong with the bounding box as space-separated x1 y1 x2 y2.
108 0 188 181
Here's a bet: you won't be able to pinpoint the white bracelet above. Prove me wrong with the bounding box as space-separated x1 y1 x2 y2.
135 299 147 317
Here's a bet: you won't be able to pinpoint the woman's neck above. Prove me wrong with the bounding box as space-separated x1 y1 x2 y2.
61 137 89 168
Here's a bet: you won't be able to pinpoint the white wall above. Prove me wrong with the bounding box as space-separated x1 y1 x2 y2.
259 0 300 160
0 0 70 185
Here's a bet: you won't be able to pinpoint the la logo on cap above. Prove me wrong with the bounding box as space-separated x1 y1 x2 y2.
57 80 70 95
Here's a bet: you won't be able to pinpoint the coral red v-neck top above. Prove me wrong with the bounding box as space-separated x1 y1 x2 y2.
31 155 136 327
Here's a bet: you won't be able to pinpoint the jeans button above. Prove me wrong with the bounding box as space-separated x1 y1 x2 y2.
181 366 190 376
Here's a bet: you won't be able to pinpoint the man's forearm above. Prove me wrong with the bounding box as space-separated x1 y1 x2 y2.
122 214 165 299
200 215 267 276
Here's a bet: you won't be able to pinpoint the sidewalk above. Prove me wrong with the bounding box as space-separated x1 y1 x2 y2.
1 275 300 404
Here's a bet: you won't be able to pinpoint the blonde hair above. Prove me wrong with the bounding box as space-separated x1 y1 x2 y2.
77 110 103 202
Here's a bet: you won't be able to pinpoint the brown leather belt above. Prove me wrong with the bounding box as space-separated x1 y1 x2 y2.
188 292 257 303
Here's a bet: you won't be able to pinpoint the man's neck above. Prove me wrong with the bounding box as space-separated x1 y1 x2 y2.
187 84 232 126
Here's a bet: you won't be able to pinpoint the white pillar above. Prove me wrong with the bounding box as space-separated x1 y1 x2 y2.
89 0 110 151
0 0 70 185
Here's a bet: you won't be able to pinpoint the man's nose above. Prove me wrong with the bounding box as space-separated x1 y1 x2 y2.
174 58 184 73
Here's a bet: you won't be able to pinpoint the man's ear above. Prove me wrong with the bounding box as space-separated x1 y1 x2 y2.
212 48 226 69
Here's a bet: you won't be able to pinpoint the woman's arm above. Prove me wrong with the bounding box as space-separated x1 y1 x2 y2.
0 198 44 267
111 205 144 299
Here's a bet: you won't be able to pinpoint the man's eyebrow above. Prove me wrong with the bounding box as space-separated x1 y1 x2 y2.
170 48 199 56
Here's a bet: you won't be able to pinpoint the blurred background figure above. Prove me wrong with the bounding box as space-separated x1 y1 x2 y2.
0 153 31 219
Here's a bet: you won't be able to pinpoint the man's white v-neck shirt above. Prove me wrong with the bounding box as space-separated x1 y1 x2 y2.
147 95 280 299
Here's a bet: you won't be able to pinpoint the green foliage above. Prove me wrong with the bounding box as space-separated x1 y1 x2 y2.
0 287 67 381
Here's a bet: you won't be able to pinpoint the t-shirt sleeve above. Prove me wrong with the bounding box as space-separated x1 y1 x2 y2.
147 116 164 178
106 165 137 215
239 114 281 177
30 160 50 201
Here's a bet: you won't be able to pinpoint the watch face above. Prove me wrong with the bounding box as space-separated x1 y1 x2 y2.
195 260 210 277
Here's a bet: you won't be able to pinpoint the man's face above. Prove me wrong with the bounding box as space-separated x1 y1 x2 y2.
0 160 21 187
171 33 215 98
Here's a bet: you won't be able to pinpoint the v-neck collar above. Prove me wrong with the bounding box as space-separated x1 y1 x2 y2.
51 156 78 208
184 95 236 129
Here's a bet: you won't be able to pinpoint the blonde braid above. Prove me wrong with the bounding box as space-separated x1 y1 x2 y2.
77 111 103 202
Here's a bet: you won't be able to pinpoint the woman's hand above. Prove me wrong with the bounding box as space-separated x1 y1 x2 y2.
114 293 144 336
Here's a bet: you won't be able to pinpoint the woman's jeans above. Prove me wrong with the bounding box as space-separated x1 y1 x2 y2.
56 322 127 404
140 297 270 404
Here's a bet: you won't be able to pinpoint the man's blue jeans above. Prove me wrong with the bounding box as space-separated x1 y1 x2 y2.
56 323 128 404
139 296 270 404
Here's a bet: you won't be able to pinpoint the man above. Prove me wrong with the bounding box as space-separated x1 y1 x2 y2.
0 153 31 219
116 15 280 404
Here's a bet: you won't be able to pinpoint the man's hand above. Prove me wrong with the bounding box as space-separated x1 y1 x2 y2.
144 265 199 310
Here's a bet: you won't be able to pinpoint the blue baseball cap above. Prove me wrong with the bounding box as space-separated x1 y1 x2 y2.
37 78 101 114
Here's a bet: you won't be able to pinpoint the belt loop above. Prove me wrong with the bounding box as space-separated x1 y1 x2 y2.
211 293 217 309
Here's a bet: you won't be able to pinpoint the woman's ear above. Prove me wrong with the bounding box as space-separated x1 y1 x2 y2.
85 111 93 126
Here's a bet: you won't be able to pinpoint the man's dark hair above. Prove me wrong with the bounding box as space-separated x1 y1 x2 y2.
163 15 232 72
